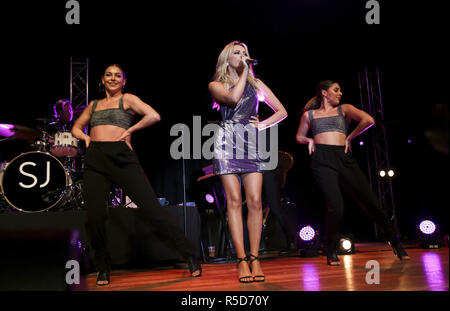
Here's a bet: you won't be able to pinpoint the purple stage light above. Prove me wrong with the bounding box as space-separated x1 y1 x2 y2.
0 124 15 137
419 220 436 235
299 226 316 242
359 141 364 146
257 93 265 102
205 194 215 204
212 102 220 111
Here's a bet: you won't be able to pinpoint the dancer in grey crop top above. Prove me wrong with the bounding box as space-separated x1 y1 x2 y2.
295 80 410 266
308 105 347 137
71 64 202 286
90 96 134 129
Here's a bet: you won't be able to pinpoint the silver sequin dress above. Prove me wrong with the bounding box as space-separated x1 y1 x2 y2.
213 82 261 175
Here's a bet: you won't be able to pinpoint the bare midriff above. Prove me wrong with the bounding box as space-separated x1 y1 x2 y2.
313 132 346 146
90 125 131 145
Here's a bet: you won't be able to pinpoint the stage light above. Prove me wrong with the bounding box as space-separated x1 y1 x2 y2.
378 168 396 180
337 235 356 255
299 225 316 242
205 194 215 204
341 239 352 251
359 141 364 146
298 225 320 257
419 220 436 235
416 220 441 249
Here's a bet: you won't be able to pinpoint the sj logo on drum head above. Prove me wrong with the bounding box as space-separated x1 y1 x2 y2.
19 161 51 189
1 152 68 213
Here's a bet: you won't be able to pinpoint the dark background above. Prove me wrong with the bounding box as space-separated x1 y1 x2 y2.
1 0 448 240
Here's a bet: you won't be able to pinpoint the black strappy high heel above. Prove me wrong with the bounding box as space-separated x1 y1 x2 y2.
96 270 110 286
248 254 265 282
237 256 253 283
187 256 202 277
326 253 341 266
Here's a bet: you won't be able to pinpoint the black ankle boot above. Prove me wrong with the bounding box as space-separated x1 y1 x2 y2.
187 256 202 277
388 239 410 260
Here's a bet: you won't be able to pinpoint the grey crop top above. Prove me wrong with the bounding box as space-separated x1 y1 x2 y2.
90 96 134 129
308 105 347 136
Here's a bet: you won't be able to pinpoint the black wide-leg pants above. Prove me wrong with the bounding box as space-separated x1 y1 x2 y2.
83 141 195 271
310 144 397 253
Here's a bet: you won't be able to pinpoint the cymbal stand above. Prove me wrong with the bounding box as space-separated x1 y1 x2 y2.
61 156 84 210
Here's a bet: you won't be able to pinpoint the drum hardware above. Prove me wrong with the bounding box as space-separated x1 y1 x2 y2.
59 178 85 210
108 187 138 209
109 187 124 208
0 161 9 213
31 128 54 152
57 156 85 210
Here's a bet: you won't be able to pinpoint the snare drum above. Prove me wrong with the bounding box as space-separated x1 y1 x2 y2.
51 131 79 157
0 152 68 213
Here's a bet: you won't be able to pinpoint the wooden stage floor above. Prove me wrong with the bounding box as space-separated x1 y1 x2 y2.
86 242 448 291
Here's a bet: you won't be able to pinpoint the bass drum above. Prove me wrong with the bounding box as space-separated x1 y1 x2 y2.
0 152 68 213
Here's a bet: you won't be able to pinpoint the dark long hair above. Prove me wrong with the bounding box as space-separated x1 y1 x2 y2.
303 80 338 111
98 63 127 93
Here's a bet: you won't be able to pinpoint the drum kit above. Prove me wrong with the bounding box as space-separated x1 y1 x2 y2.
0 102 85 213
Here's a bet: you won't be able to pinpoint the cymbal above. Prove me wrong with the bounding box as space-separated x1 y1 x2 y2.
0 124 41 141
36 117 59 124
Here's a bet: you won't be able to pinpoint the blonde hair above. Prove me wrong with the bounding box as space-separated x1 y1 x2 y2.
212 41 259 91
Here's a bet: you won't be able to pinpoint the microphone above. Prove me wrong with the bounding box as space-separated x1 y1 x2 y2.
246 58 258 66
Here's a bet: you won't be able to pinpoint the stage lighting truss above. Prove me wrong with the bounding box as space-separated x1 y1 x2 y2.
417 220 441 249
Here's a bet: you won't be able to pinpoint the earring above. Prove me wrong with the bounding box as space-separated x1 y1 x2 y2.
97 82 105 93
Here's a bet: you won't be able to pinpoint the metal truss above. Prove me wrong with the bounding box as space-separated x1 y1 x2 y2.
357 67 399 238
70 57 89 111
